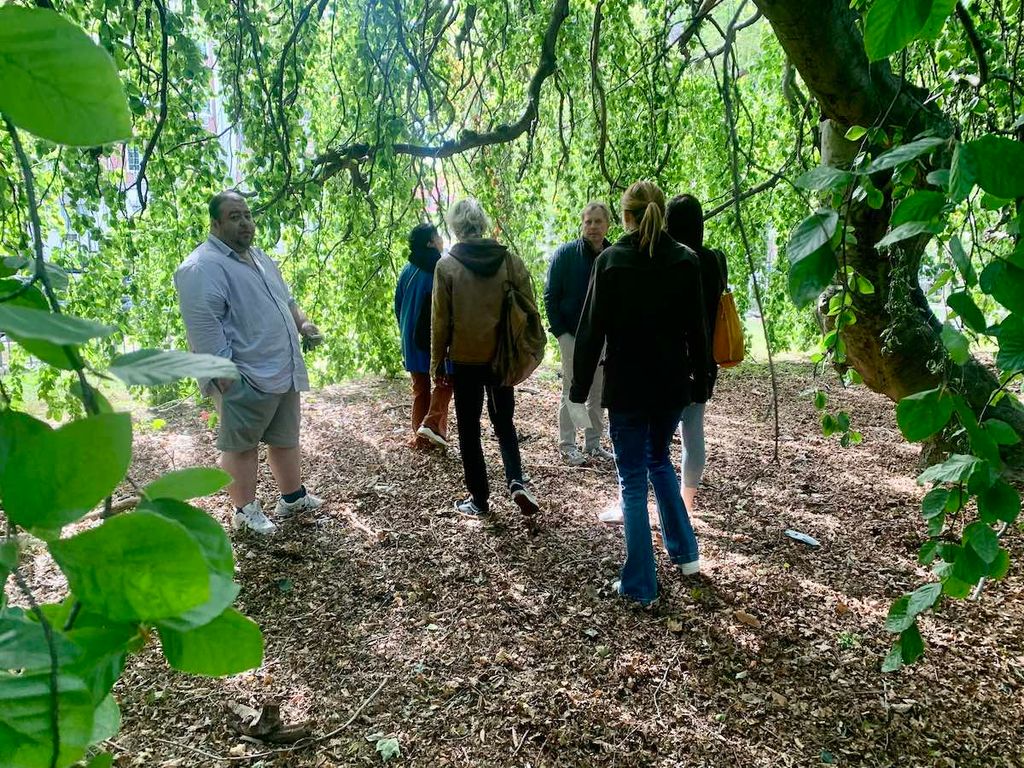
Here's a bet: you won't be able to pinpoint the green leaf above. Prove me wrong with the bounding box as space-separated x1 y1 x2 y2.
863 0 933 61
927 168 951 188
949 237 977 287
955 135 1024 200
845 125 867 141
142 468 232 503
988 549 1011 580
899 623 925 664
946 291 988 334
951 544 987 584
0 7 131 145
896 388 955 442
891 191 946 227
90 694 120 744
787 209 838 308
0 609 81 671
995 314 1024 372
109 350 239 387
0 305 115 346
795 166 854 192
918 540 939 565
962 520 995 561
940 322 970 364
949 142 976 202
885 595 914 632
0 409 51 477
977 480 1020 524
129 499 237 630
376 736 402 762
49 511 209 622
1 413 132 530
941 573 973 598
0 671 93 768
917 454 982 485
921 487 949 519
881 640 904 672
866 137 946 173
876 221 940 249
158 608 263 676
980 261 1024 315
919 0 957 38
908 582 942 616
982 419 1020 446
85 754 113 768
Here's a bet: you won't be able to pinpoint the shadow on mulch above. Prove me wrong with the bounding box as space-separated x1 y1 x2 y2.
16 362 1024 767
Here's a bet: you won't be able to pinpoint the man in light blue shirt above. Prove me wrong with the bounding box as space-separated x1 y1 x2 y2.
175 190 324 534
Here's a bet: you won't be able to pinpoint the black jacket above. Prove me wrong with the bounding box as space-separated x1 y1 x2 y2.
691 243 728 396
543 237 610 338
570 232 709 411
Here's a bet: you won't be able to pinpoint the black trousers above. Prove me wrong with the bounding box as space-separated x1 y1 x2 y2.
452 363 524 506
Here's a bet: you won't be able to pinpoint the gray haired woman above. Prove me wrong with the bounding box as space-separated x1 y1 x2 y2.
430 198 541 520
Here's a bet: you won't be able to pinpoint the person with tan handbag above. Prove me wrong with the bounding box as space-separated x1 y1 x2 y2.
664 194 742 516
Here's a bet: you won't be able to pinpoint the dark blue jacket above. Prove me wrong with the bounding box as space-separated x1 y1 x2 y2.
543 237 609 337
394 246 441 373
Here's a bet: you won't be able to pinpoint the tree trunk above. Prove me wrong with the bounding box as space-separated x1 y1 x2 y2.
754 0 1024 438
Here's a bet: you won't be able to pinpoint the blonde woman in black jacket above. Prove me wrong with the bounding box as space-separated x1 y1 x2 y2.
571 180 709 604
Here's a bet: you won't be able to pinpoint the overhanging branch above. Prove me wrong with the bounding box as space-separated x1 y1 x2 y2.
311 0 570 181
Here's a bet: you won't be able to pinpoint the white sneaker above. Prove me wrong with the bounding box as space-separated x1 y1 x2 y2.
275 491 323 519
598 506 624 525
678 559 701 576
232 501 277 535
416 425 448 448
560 446 587 466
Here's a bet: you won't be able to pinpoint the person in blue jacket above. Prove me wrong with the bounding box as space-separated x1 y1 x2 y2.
395 222 452 449
544 201 614 466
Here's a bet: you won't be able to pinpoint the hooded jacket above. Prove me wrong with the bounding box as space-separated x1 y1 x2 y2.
543 237 611 338
570 231 709 411
394 244 442 373
430 238 537 374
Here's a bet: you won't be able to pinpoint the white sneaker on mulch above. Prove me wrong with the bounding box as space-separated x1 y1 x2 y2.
232 500 277 535
275 491 323 520
598 506 624 525
417 425 449 448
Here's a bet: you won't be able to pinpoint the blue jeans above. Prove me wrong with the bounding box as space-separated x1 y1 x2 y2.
608 409 699 603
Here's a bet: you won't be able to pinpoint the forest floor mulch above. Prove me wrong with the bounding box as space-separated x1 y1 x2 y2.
19 361 1024 767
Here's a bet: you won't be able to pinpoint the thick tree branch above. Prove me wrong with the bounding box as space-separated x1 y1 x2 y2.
312 0 569 181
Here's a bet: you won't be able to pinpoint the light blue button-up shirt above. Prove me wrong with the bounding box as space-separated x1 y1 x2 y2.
174 235 309 395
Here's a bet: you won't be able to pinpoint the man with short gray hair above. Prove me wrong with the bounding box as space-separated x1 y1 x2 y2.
174 190 324 534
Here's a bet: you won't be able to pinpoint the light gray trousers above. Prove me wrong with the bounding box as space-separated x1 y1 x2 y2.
558 333 604 451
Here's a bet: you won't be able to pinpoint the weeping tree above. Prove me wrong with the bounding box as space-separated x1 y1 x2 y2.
1 0 1023 686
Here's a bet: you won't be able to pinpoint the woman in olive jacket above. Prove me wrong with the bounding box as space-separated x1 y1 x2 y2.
571 180 708 604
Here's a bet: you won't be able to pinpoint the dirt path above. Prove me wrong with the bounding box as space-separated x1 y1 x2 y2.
24 362 1024 766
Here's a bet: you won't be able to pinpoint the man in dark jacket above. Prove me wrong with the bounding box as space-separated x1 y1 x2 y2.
394 222 452 449
543 201 613 466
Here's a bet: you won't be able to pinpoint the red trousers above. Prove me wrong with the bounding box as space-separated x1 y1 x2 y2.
410 372 452 444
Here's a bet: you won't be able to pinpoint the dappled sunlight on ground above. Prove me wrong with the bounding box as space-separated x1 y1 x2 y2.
11 361 1024 766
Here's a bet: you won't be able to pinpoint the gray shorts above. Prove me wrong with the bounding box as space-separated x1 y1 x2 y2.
212 377 300 452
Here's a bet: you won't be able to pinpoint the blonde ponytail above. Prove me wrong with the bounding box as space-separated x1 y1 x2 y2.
620 180 666 258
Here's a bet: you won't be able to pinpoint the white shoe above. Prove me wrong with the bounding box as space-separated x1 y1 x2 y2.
275 491 323 519
598 506 624 525
232 500 277 535
560 446 587 466
678 559 701 576
416 425 448 448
